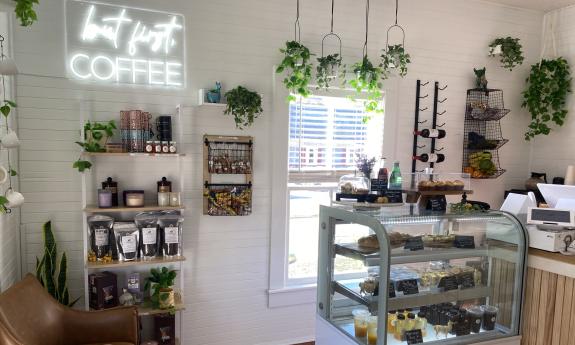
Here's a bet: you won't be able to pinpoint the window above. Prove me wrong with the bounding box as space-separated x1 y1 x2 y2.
287 95 384 285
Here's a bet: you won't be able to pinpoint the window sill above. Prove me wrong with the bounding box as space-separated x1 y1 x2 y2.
268 284 317 308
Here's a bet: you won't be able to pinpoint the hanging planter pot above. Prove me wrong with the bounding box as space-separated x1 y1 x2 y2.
381 24 411 79
316 0 345 90
488 37 524 71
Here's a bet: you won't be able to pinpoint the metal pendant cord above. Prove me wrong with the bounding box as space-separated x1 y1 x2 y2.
395 0 399 25
294 0 301 42
363 0 370 56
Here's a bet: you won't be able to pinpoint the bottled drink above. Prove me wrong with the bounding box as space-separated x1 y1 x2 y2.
415 129 446 139
413 153 445 163
388 162 402 189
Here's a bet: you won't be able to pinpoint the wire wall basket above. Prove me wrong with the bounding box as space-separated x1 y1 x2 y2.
205 138 253 174
465 89 510 121
204 183 252 216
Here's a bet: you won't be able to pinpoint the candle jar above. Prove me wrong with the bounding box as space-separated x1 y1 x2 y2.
145 141 154 153
101 177 118 207
123 190 145 207
158 192 170 207
169 192 181 207
161 141 170 153
98 189 113 208
154 141 162 153
157 177 172 193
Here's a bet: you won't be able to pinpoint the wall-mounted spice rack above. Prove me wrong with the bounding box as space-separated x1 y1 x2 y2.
203 135 253 216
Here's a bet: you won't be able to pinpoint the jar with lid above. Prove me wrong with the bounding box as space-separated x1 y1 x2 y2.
145 141 154 153
101 177 118 207
405 312 416 332
161 141 170 153
387 310 397 333
154 141 162 153
169 141 177 154
393 314 406 341
157 177 172 193
415 311 427 336
338 173 370 195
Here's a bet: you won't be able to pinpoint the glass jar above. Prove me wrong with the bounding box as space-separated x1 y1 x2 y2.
161 141 170 153
101 177 118 207
157 177 172 193
338 173 370 195
393 314 406 341
367 316 378 345
387 310 397 333
145 140 154 153
154 141 162 153
406 312 416 332
352 309 369 338
169 141 177 153
416 311 427 336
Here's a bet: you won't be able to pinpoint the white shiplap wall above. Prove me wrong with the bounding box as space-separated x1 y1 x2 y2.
0 8 20 292
529 6 575 179
12 0 542 344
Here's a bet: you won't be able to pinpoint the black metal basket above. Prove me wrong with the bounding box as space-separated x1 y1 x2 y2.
205 139 253 174
465 89 510 121
204 182 252 216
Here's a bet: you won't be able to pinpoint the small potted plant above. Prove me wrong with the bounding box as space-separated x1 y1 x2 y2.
349 55 384 119
488 37 524 71
224 86 263 129
206 82 222 103
276 41 314 102
73 120 116 173
145 267 177 309
316 54 343 90
381 44 411 79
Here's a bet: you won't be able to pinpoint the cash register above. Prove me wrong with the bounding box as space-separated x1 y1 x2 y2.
525 184 575 253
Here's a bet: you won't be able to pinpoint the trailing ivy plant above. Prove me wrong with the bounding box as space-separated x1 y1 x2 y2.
14 0 39 26
522 57 572 141
489 37 524 71
316 54 344 90
73 120 116 172
349 55 384 120
0 100 16 118
224 86 263 129
276 41 313 102
381 44 411 79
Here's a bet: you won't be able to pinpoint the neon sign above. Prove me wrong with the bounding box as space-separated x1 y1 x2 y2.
66 1 185 87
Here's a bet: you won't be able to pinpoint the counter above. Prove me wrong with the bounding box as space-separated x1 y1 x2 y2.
521 249 575 345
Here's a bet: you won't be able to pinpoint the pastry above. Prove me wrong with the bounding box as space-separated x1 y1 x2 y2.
358 234 379 250
453 180 465 190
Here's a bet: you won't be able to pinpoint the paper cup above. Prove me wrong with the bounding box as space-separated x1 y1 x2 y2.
565 165 575 185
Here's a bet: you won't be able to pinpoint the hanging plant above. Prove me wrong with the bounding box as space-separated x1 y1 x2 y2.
316 54 344 90
489 37 524 71
73 120 116 172
276 41 313 102
381 44 411 79
522 57 572 141
14 0 39 26
349 55 384 119
224 86 263 129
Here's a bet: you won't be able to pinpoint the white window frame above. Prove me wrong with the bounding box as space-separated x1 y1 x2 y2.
268 67 401 308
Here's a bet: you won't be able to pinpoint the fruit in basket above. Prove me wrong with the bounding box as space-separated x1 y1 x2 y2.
468 151 496 177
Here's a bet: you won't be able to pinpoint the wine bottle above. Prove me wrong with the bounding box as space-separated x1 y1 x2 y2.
414 129 446 139
413 153 445 163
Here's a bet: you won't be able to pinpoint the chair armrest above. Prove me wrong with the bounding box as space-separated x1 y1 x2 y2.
62 306 138 344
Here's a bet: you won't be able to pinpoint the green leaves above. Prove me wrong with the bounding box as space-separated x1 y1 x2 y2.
10 169 17 177
381 44 411 79
489 37 524 71
13 0 39 26
350 55 384 120
276 41 314 102
145 266 178 309
73 159 92 172
0 100 17 118
522 58 572 140
316 54 344 90
224 86 263 129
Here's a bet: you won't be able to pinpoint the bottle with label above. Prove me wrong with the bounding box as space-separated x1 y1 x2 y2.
157 177 172 193
415 128 446 139
388 161 403 190
101 177 119 207
413 153 445 163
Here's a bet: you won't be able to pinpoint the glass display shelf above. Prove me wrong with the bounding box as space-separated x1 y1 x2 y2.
317 205 527 345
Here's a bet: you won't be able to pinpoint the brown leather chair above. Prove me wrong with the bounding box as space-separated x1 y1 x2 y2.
0 274 138 345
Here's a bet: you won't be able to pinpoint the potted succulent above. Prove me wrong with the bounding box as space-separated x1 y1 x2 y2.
381 44 411 79
276 41 314 102
73 120 116 172
145 267 177 309
349 55 384 119
316 54 344 90
206 82 222 103
522 57 572 140
224 86 263 129
488 37 524 71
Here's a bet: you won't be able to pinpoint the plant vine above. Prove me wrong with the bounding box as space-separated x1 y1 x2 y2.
489 37 524 71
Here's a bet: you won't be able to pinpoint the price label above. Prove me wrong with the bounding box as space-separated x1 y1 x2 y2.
370 179 388 193
454 235 476 249
385 190 403 203
397 279 419 295
426 195 447 211
459 271 475 289
404 236 424 251
405 329 423 344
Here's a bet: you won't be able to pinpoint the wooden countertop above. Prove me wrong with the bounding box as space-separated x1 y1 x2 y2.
527 247 575 278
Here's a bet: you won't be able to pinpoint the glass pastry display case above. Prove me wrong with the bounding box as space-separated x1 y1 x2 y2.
316 205 527 345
